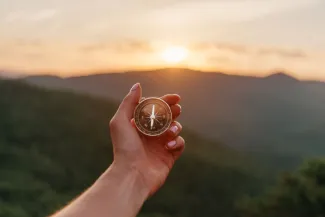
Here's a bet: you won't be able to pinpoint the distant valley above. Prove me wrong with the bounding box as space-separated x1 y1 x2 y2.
23 68 325 157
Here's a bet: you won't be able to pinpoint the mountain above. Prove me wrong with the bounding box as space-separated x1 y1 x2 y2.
264 72 299 83
0 79 272 217
23 68 325 157
0 70 23 78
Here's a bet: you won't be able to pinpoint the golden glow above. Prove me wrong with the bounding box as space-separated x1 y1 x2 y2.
161 46 189 64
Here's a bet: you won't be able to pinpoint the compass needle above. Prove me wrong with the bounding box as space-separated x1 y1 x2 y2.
150 105 155 129
150 118 154 129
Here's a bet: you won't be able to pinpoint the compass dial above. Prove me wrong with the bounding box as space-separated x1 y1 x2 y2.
134 97 172 136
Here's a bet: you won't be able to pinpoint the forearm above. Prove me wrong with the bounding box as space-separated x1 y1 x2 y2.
52 163 149 217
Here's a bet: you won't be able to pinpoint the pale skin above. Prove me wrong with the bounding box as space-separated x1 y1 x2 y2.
51 83 185 217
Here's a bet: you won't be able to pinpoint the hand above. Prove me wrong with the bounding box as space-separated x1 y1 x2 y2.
109 83 184 196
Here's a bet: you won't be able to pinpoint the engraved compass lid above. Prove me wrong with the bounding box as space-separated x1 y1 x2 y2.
134 97 172 136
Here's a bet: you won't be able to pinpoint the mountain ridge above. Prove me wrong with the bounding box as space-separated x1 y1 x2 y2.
23 68 303 82
21 68 325 157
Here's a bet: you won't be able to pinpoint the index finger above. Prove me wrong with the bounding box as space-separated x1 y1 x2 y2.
160 94 181 105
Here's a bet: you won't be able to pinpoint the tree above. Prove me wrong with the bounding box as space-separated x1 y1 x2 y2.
238 159 325 217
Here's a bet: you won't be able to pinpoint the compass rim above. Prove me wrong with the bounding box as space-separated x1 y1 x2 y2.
134 97 172 137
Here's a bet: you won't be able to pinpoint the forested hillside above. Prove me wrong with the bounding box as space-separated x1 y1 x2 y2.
0 79 267 217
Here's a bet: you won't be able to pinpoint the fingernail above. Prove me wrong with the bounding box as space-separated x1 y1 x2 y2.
130 83 139 91
170 126 178 134
167 140 177 148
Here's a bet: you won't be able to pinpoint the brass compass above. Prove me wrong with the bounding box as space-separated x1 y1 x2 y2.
134 97 172 136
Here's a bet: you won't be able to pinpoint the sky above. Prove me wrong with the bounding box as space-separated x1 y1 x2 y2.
0 0 325 80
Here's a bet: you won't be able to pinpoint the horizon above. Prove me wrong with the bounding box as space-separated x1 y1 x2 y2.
3 67 324 82
1 0 325 80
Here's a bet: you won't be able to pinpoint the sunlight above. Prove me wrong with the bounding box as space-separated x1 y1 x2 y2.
161 46 189 64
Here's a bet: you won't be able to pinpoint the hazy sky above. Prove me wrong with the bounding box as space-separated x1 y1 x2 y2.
1 0 325 79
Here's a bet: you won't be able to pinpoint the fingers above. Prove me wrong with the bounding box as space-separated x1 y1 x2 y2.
160 94 181 120
166 136 185 160
165 121 182 139
110 83 142 135
160 94 181 105
170 104 181 120
116 83 142 121
165 122 184 160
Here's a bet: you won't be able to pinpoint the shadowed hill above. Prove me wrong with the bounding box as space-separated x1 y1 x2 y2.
23 69 325 157
264 72 299 83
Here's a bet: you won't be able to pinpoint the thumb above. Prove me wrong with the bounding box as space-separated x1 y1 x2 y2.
117 83 142 120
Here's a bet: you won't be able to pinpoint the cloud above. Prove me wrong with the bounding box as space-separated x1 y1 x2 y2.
207 55 232 64
214 43 248 54
32 9 57 21
148 0 321 25
192 42 249 54
192 41 308 59
4 9 58 23
80 40 153 53
0 39 44 58
10 39 44 48
257 48 307 58
20 51 44 60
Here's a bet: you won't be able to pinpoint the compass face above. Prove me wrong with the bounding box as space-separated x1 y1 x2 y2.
134 97 172 136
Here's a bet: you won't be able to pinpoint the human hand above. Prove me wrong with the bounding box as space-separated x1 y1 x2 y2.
109 83 184 196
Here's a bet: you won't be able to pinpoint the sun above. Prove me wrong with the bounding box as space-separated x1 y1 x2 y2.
161 46 188 64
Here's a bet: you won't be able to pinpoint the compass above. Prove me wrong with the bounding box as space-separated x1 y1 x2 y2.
134 97 172 136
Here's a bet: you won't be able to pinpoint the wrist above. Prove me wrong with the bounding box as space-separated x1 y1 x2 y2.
101 162 150 201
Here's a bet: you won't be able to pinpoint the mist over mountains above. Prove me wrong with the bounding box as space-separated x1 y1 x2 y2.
23 68 325 157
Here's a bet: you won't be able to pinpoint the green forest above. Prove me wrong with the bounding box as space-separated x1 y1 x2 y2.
0 79 324 217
